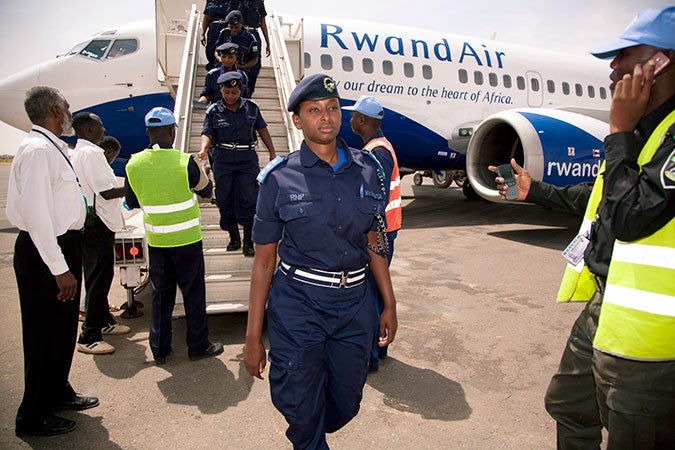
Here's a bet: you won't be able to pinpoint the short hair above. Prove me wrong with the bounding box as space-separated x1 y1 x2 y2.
72 112 100 137
24 86 64 125
99 135 121 152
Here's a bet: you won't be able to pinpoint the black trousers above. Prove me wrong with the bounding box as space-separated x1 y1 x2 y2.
205 22 228 70
14 230 82 422
148 241 210 359
79 217 116 344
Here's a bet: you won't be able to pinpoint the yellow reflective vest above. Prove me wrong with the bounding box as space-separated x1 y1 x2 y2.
556 164 606 302
125 148 202 248
593 110 675 361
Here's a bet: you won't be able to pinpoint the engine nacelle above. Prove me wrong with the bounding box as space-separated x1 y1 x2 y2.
466 108 609 202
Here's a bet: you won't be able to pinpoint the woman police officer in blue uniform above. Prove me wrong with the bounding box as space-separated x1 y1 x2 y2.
243 74 398 449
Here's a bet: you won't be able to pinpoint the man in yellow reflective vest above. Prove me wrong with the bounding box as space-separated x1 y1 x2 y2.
125 107 224 365
342 95 402 372
490 6 675 449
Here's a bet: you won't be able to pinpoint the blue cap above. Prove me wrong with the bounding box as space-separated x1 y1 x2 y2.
287 74 340 112
216 42 238 54
144 107 176 127
341 95 384 119
217 71 243 88
226 10 242 25
590 6 675 59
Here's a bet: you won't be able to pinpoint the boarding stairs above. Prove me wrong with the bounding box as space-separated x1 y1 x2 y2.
168 6 302 316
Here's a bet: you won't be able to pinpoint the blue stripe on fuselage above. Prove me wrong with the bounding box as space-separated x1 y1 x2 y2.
64 92 175 176
337 100 465 170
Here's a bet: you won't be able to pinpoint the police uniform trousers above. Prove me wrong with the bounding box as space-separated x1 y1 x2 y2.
78 216 117 345
267 269 377 450
147 241 210 359
545 291 603 450
368 230 397 370
592 343 675 449
14 230 82 423
205 22 228 70
245 28 263 96
211 148 259 230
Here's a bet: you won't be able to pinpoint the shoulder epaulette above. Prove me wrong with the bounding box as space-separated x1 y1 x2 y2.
364 150 386 185
207 67 221 75
257 155 287 184
206 103 217 115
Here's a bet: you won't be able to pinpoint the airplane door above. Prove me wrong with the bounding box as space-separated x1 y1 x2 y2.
526 71 543 107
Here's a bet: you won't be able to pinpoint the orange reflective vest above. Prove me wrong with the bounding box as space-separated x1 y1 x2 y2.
364 137 402 232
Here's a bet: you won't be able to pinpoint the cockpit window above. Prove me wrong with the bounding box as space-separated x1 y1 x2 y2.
80 39 111 60
106 39 138 59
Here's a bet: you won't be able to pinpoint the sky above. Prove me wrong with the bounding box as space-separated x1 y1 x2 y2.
0 0 669 154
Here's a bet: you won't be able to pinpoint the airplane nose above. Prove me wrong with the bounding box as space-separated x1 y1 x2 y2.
0 65 43 132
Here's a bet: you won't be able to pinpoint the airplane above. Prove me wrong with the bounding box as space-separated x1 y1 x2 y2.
0 1 612 202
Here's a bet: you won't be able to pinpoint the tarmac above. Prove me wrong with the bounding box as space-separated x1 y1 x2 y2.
0 163 589 449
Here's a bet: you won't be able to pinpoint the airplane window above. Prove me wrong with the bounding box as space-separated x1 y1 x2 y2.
458 69 468 84
562 82 570 95
599 87 607 99
304 52 311 69
547 80 555 93
489 73 498 87
530 78 540 92
62 41 88 57
404 63 414 78
503 75 512 88
362 58 374 74
474 71 484 85
321 54 333 70
588 85 595 98
79 39 111 60
422 65 432 80
575 83 583 97
383 60 393 76
516 76 526 90
106 39 138 59
342 56 354 72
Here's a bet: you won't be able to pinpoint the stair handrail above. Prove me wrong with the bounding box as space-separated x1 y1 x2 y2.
268 11 303 152
173 3 201 153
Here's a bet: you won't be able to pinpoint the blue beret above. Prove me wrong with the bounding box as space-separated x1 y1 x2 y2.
217 71 243 88
287 74 340 112
216 42 238 54
226 10 243 25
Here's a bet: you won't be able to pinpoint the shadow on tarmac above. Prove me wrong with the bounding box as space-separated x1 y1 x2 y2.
367 357 471 421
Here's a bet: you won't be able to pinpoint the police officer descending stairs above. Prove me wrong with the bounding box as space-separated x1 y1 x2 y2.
176 63 290 316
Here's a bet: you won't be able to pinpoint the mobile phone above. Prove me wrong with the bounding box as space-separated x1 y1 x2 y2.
496 163 518 200
651 51 670 76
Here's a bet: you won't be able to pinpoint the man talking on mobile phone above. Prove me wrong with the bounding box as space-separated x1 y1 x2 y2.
490 6 675 449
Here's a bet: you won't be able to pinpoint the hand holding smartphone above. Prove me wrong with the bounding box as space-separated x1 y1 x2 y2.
496 163 519 200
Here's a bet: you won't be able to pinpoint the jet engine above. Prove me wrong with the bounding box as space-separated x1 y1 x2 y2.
466 108 609 202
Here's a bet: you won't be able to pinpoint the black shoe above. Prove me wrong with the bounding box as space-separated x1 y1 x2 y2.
242 240 255 257
155 347 172 365
189 342 224 361
58 395 99 411
16 416 76 436
226 237 241 251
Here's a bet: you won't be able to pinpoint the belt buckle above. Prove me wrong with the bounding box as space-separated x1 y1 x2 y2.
339 271 347 288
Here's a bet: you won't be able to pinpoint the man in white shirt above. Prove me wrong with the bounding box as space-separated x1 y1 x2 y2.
71 112 130 355
7 86 99 437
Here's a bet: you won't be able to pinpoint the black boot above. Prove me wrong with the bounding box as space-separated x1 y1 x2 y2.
226 226 241 251
242 225 255 257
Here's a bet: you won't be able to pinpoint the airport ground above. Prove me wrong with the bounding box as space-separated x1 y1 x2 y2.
0 164 591 449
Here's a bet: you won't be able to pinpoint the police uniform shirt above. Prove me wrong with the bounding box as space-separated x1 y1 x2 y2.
199 66 249 103
6 125 86 275
202 98 266 145
253 141 385 271
204 0 230 21
71 138 124 232
214 28 259 66
228 0 267 28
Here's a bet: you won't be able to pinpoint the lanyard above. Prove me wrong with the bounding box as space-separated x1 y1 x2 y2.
32 128 90 212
